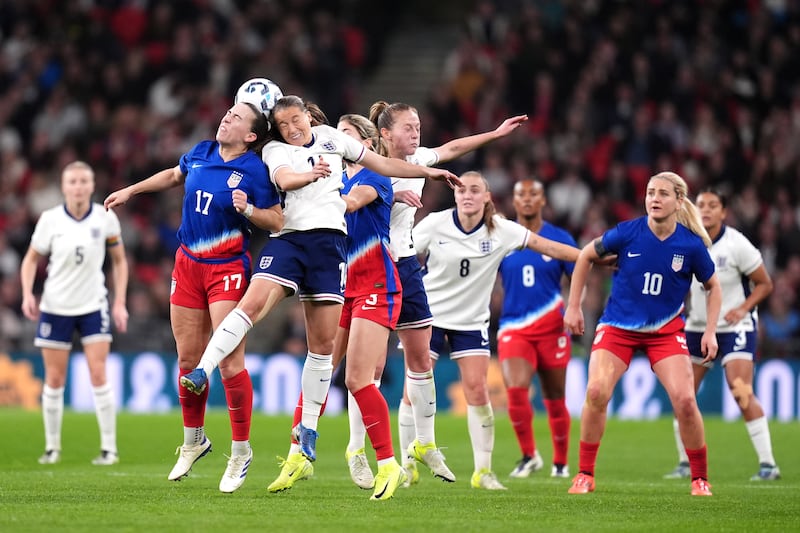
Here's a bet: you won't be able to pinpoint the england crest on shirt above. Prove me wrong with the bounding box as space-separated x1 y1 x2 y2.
322 141 336 151
227 171 243 188
671 254 684 272
479 239 493 254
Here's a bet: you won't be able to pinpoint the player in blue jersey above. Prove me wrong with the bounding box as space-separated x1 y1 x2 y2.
335 113 407 499
497 178 576 480
368 100 528 486
413 171 580 490
179 96 460 492
563 171 722 497
664 188 779 481
104 101 282 493
21 161 129 467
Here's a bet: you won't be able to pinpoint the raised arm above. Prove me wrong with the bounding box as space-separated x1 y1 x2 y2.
104 166 185 209
359 150 461 187
433 115 528 163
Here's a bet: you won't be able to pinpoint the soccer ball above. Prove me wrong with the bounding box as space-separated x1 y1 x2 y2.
234 78 283 119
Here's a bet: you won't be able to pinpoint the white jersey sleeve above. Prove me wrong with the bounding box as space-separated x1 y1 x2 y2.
32 203 121 316
263 125 362 235
685 226 764 333
415 211 529 330
389 147 439 260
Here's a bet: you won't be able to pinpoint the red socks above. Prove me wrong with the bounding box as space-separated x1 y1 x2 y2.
353 384 394 461
544 398 570 466
507 387 534 457
222 369 253 441
178 368 209 427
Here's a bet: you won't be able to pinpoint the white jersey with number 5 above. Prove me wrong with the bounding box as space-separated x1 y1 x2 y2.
413 209 529 330
30 203 122 316
685 225 763 334
263 124 366 235
388 147 439 260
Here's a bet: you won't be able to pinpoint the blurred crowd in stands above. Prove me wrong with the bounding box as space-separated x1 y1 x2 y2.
1 0 799 359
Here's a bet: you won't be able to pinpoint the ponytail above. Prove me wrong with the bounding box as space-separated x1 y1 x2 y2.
369 100 417 158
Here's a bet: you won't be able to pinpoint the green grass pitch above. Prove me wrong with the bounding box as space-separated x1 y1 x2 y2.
1 410 797 532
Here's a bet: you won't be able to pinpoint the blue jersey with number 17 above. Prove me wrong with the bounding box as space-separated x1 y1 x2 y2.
177 140 278 260
599 217 715 332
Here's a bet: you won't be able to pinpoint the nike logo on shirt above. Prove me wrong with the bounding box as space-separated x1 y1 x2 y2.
627 252 642 258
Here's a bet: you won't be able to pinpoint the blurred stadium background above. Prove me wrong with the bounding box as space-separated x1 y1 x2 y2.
1 0 799 418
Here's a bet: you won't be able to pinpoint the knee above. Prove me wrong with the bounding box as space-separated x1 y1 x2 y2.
672 395 699 420
584 381 611 410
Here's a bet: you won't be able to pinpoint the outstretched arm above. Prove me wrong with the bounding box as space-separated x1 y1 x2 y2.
525 232 580 263
433 115 528 163
360 150 462 187
104 166 185 209
108 241 129 333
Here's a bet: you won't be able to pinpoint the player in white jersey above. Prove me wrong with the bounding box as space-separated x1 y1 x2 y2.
665 188 779 481
178 95 459 492
413 171 580 490
564 172 721 497
367 100 528 485
21 161 129 467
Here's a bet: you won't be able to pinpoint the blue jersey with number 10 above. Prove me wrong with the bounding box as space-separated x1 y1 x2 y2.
178 140 278 260
599 217 715 332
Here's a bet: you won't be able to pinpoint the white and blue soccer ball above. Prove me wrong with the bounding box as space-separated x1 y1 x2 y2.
234 78 283 119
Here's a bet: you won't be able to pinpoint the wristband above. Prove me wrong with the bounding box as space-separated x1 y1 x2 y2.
243 203 254 218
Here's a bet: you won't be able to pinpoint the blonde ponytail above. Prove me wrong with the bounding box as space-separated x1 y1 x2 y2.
651 171 712 247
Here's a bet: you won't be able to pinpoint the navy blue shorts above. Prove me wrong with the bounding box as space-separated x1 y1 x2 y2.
430 326 490 360
34 308 111 350
395 256 433 329
252 230 346 303
687 329 756 368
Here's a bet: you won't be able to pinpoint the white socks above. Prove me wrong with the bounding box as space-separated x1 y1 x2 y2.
672 417 688 463
92 383 117 453
467 403 495 472
42 385 64 452
398 400 415 463
184 426 206 446
231 440 251 457
300 352 333 430
406 369 436 445
746 416 776 465
199 309 253 376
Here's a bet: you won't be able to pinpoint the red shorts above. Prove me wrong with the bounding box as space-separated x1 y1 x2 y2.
339 291 401 330
591 316 688 367
497 324 570 371
170 249 250 309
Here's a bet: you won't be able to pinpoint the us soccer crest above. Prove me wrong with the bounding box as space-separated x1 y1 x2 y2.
227 171 243 188
479 239 492 254
671 254 684 272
